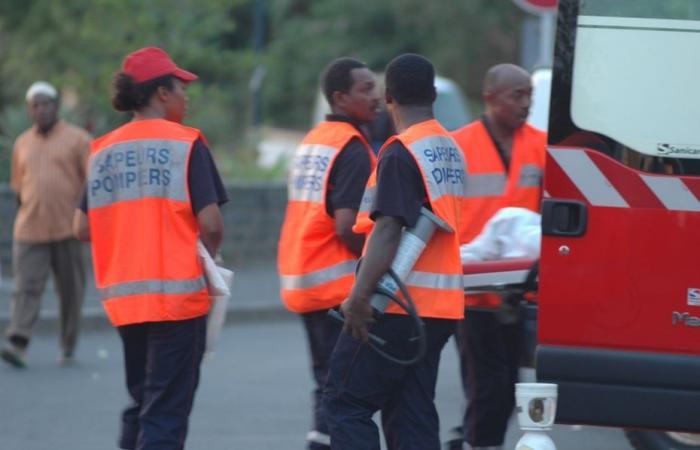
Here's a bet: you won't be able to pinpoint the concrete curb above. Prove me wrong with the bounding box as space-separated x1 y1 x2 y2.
0 302 295 335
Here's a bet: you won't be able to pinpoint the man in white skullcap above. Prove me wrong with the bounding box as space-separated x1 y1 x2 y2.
25 81 58 103
1 81 91 368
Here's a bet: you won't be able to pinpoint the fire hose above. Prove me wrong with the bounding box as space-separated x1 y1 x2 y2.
329 207 453 366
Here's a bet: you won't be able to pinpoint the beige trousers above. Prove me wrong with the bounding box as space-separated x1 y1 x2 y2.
5 238 85 354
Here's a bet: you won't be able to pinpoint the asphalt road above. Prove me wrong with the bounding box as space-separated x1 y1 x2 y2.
0 318 634 450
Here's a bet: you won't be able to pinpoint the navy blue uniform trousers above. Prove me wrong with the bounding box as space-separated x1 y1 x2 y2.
117 314 207 450
322 314 455 450
301 309 342 449
456 309 520 447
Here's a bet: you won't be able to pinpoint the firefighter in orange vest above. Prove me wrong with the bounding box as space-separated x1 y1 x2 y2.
73 47 227 450
277 57 379 450
445 63 545 450
322 54 465 450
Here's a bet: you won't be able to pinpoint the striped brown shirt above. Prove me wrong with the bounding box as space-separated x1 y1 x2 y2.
11 120 91 242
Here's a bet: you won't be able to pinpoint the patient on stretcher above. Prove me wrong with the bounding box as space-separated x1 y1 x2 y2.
460 207 541 263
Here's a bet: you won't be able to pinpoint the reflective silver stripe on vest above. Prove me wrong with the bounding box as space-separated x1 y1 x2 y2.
404 271 464 290
287 144 337 203
88 139 190 209
464 173 507 198
358 185 376 213
408 135 466 201
99 276 207 300
280 260 357 290
518 164 543 188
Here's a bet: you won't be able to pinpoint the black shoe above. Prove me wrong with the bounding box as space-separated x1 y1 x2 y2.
1 342 27 368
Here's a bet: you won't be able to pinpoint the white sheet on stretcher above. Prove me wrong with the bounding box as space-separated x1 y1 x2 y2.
461 207 541 263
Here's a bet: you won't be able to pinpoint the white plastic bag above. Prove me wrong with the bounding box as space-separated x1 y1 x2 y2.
461 207 542 263
197 240 234 352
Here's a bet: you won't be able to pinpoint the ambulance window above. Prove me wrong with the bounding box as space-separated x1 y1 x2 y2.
548 0 700 175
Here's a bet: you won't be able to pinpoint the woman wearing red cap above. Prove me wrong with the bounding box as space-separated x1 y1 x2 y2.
74 47 227 450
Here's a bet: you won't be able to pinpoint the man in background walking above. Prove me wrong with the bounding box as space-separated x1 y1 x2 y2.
1 81 90 368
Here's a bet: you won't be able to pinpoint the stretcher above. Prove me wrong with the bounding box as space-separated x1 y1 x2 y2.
462 257 538 296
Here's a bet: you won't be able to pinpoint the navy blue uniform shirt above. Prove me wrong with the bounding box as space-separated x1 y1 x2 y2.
371 140 427 228
324 114 372 216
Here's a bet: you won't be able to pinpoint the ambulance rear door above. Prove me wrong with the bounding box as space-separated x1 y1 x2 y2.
536 0 700 432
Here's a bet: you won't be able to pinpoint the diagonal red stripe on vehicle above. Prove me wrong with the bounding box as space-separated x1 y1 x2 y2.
586 151 665 209
680 177 700 203
544 147 587 202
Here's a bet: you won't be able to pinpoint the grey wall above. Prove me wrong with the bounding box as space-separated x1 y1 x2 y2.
0 182 287 276
218 181 286 264
0 186 15 275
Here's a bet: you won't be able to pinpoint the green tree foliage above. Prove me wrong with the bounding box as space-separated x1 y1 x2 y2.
0 0 257 180
263 0 524 128
1 0 255 136
0 0 525 181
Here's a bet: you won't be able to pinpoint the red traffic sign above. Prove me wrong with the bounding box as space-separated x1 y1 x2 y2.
513 0 558 14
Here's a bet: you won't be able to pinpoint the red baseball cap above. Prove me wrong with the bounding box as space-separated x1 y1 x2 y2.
122 47 198 83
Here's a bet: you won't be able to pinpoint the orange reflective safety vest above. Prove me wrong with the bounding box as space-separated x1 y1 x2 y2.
451 120 545 308
354 119 465 320
278 121 376 313
87 119 210 326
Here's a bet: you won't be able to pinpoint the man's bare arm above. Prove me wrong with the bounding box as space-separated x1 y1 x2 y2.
73 209 90 241
334 207 365 257
341 215 403 342
197 203 224 257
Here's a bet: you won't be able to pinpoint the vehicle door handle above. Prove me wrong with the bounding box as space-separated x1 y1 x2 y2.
541 199 587 237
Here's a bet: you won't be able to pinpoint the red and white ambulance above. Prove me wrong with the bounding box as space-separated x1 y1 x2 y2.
536 1 700 449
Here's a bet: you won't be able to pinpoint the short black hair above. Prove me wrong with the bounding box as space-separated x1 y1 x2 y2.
384 53 436 106
321 57 367 105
